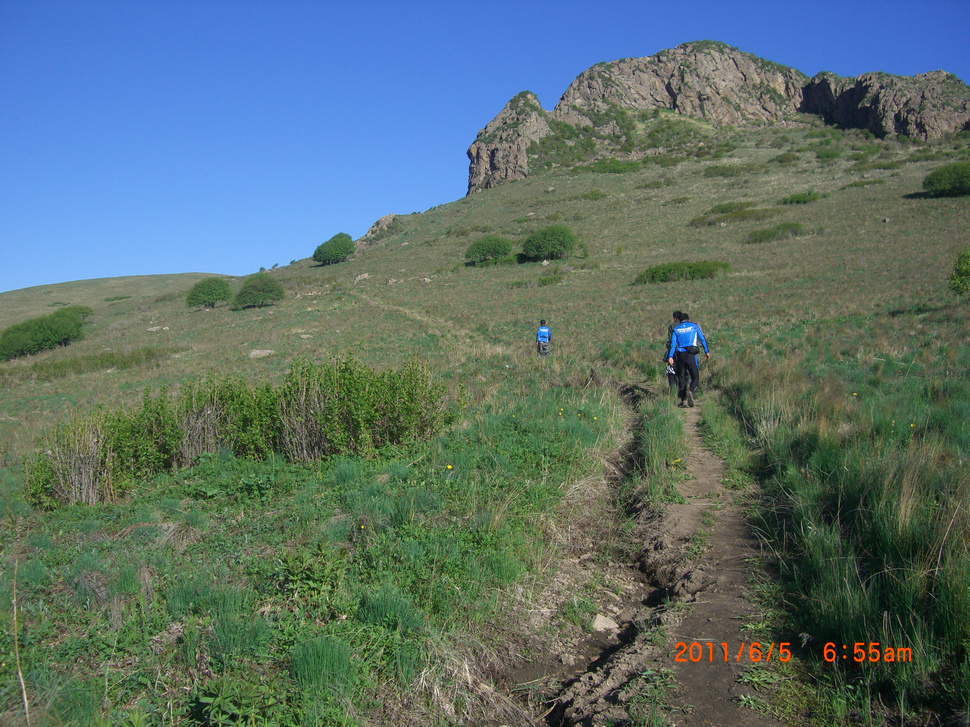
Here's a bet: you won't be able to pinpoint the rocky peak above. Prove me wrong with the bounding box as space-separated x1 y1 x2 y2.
553 41 806 129
466 41 970 194
466 91 553 193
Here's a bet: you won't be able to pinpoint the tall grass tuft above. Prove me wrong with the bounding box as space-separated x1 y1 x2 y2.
292 637 357 695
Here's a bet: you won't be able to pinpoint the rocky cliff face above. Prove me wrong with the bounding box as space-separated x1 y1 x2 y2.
467 41 970 194
553 42 806 129
800 70 970 140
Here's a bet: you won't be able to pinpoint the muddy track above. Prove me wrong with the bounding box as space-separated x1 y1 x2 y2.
507 385 786 726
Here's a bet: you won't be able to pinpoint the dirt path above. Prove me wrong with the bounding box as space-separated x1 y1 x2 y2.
530 392 787 726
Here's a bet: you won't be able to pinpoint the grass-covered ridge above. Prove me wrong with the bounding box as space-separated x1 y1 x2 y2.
1 118 969 725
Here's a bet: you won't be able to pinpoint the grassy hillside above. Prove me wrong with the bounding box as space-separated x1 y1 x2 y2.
1 117 968 725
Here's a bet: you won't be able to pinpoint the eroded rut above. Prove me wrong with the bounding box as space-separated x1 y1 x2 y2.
506 386 786 726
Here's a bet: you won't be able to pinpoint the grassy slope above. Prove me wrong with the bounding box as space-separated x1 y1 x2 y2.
1 120 969 724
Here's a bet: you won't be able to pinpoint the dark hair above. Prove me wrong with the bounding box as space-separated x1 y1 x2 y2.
680 312 690 321
540 319 546 325
672 310 683 321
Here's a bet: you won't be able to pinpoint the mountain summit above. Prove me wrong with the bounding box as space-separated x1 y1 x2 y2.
466 41 970 194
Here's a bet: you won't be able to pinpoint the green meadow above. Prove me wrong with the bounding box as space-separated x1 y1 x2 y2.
1 116 969 725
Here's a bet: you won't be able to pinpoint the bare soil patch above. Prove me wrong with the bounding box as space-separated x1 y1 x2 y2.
497 388 787 726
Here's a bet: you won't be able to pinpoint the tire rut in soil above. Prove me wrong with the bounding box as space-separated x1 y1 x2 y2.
532 385 784 727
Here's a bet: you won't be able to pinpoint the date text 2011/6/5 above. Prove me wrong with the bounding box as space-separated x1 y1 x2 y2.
823 642 913 663
673 642 792 663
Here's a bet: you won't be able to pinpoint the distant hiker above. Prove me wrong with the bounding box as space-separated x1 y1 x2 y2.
667 312 710 407
665 311 682 393
536 319 552 356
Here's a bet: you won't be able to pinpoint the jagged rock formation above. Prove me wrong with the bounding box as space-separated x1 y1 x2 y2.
467 41 970 194
800 70 970 140
553 42 806 128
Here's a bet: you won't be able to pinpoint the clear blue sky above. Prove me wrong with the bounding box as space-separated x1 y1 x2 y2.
2 0 968 294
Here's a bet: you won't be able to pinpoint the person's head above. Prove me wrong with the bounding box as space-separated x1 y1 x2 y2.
672 310 683 322
680 312 690 321
540 319 546 326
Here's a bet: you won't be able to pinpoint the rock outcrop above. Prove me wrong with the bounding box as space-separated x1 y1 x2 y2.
800 70 970 140
553 42 806 129
466 91 553 192
466 41 970 194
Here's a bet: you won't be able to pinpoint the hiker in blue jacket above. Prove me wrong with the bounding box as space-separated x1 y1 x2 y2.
536 320 552 356
667 312 710 407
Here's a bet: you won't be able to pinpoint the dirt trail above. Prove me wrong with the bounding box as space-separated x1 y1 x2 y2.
528 392 786 726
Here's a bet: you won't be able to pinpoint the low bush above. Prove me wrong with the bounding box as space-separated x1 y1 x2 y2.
922 161 970 197
233 272 285 309
778 191 820 205
746 222 806 243
186 277 232 308
689 203 775 226
949 244 970 297
634 261 731 284
577 158 642 174
464 235 513 265
24 357 452 506
521 225 578 261
0 305 92 361
313 232 355 265
703 165 743 177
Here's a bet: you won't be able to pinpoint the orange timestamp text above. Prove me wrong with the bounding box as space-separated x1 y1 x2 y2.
674 641 792 663
823 642 912 663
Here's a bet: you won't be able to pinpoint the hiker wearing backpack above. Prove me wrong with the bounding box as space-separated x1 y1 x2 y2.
667 312 710 407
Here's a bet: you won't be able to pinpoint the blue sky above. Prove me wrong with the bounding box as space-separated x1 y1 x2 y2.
2 0 968 294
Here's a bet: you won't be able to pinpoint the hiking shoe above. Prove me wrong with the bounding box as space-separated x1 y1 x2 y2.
678 402 687 408
687 390 694 407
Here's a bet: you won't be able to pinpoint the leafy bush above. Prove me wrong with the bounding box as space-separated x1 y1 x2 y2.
746 222 806 243
703 165 743 177
186 277 232 308
634 261 731 285
949 245 970 297
521 225 578 261
923 161 970 197
0 305 91 361
816 148 841 160
577 158 642 174
464 235 513 265
233 272 284 309
313 232 355 265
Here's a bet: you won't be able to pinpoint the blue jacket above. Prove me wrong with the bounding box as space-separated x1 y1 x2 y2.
668 321 708 359
536 325 551 343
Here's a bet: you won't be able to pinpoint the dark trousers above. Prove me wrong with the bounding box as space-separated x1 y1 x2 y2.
674 351 699 400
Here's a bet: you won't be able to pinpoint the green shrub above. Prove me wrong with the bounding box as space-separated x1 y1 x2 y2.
186 277 232 308
816 148 842 160
634 261 731 284
779 191 820 205
313 232 355 265
949 245 970 297
578 158 642 174
0 306 91 361
746 222 806 243
521 225 578 261
923 161 970 197
464 235 513 265
771 152 798 164
233 272 284 309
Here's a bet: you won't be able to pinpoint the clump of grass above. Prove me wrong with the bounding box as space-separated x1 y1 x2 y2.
840 179 885 190
359 587 424 633
689 203 775 226
292 637 357 695
746 222 806 243
703 164 744 177
634 261 730 285
778 191 820 205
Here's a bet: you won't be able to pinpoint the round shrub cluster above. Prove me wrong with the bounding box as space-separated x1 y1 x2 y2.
0 306 91 361
522 225 578 261
233 272 285 309
464 235 513 265
186 277 232 308
923 161 970 198
313 232 355 265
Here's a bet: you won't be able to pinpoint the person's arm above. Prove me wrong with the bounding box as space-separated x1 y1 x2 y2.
697 325 710 359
